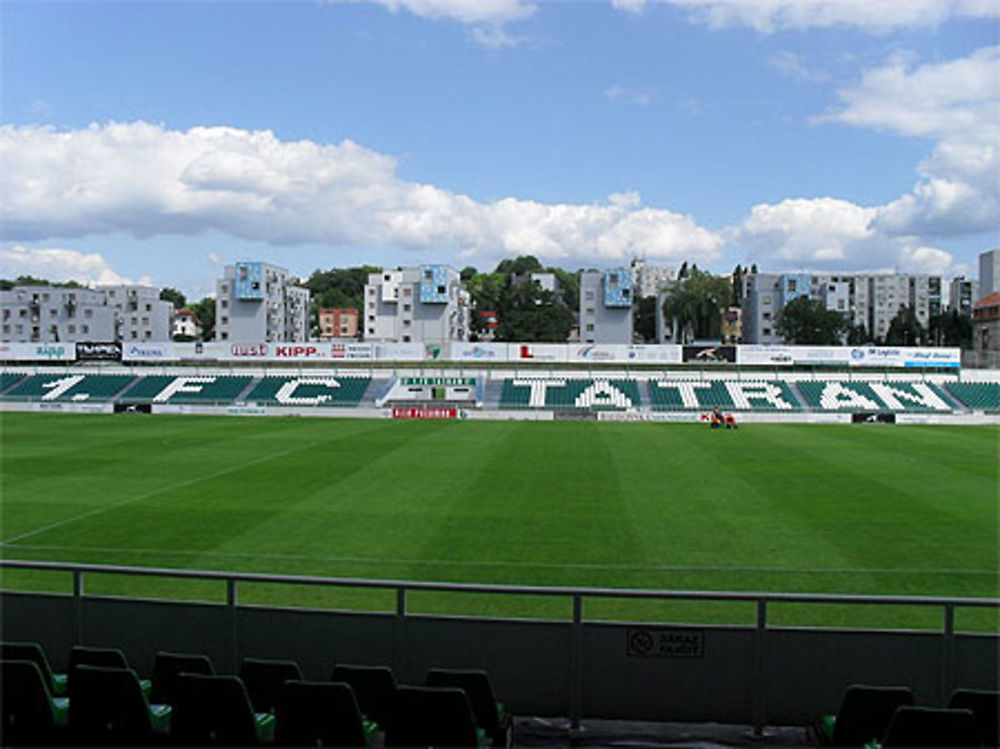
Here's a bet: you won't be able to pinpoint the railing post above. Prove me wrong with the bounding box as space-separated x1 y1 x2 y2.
227 579 238 674
752 598 768 739
72 570 85 645
941 603 955 703
570 594 583 737
394 587 407 681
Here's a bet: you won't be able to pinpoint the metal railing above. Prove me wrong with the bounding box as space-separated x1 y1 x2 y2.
2 559 997 733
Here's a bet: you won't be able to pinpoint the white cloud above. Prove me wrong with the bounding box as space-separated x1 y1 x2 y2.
611 0 648 14
767 51 829 82
635 0 1000 33
0 121 723 268
605 85 653 106
817 46 1000 238
0 246 146 286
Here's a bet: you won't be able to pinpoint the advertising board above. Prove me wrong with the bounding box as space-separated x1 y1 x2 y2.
0 342 76 361
76 341 122 361
448 342 508 361
509 343 569 363
848 346 961 368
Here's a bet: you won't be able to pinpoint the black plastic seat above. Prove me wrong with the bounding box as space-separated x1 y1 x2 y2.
274 680 378 747
68 645 151 698
171 672 275 746
387 685 488 748
150 651 215 706
241 656 303 714
69 663 171 746
0 641 68 696
331 664 398 732
817 684 914 746
425 668 512 747
0 659 69 746
948 688 999 747
880 705 978 747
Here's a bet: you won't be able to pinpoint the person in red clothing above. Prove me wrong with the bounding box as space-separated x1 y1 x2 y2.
724 412 738 429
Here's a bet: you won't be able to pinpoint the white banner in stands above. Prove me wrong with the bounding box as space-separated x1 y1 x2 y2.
329 342 374 360
448 342 509 361
122 342 176 361
847 346 961 368
374 342 427 361
738 345 796 366
508 343 569 362
571 344 632 362
0 342 76 361
628 344 683 363
789 346 852 365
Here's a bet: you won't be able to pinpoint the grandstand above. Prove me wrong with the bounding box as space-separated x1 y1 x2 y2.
0 368 996 418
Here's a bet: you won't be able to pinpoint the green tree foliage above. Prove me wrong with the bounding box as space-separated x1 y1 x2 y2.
159 287 186 310
192 297 216 341
847 323 870 345
634 296 658 342
775 296 848 344
495 255 543 276
303 266 378 312
885 305 926 345
929 310 972 347
0 276 83 290
661 268 731 343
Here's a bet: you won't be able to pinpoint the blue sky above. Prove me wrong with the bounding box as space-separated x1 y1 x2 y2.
1 0 998 300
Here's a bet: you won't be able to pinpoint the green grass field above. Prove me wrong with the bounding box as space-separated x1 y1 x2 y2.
1 413 997 629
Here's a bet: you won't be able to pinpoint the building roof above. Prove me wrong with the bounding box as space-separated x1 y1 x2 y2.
973 291 1000 309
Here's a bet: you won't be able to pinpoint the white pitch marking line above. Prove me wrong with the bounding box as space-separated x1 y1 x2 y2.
2 543 995 577
0 441 322 546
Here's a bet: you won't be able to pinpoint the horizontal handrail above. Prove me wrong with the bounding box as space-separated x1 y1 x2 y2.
2 559 997 608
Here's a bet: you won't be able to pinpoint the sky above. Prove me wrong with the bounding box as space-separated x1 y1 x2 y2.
1 0 998 300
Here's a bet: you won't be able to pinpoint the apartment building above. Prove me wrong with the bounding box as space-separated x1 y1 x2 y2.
363 265 469 342
215 262 310 342
579 268 634 344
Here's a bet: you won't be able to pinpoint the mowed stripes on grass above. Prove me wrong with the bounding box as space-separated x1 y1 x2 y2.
1 413 997 627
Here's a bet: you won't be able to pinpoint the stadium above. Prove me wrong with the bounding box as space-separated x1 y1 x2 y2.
1 342 998 747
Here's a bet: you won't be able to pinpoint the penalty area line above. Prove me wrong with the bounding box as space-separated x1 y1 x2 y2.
2 543 996 578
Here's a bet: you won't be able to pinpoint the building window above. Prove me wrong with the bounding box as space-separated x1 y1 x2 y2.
131 330 138 339
763 312 771 320
402 335 411 342
367 288 375 296
221 331 228 340
403 319 411 326
763 296 772 305
142 317 149 325
2 325 8 334
68 325 75 334
403 288 412 297
145 304 152 312
586 308 595 315
42 293 50 301
368 327 375 334
585 291 594 301
368 315 375 322
763 327 771 335
787 280 797 292
84 308 93 318
221 316 228 325
437 285 446 294
368 302 375 310
221 300 228 309
585 323 594 332
19 309 26 318
81 325 89 334
403 304 411 312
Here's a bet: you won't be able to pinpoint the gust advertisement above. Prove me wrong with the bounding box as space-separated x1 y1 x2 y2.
0 342 76 361
848 346 961 368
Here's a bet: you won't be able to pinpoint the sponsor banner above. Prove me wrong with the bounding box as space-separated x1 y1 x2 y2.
509 343 569 363
122 342 174 361
572 344 632 362
682 345 736 363
737 345 796 366
330 342 374 360
375 342 428 361
448 342 508 361
597 411 699 422
790 346 852 366
848 346 961 368
626 344 683 363
76 341 122 361
400 377 477 386
391 406 458 419
0 342 76 361
851 412 897 424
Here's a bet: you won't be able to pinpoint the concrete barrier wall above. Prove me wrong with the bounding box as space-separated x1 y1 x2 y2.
4 591 996 726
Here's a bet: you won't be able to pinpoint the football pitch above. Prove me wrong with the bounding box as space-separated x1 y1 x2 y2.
1 412 997 629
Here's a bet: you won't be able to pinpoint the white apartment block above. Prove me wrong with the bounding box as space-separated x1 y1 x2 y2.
580 268 634 344
215 262 311 342
0 285 171 343
630 259 675 299
363 265 469 342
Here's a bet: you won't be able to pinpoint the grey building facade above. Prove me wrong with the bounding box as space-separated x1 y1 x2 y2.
579 269 634 344
978 250 999 299
215 262 310 342
0 285 171 343
363 265 469 342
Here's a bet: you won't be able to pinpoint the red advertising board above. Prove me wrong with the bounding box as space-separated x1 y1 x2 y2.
391 407 458 419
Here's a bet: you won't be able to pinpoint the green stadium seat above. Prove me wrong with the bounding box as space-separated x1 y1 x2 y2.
69 645 152 700
1 641 68 696
817 684 913 746
1 659 69 746
240 656 303 714
425 668 512 748
877 705 978 747
944 382 1000 411
150 651 215 706
172 673 275 746
947 688 999 746
245 375 372 407
331 664 398 734
69 663 171 746
120 374 253 405
0 371 27 393
275 680 379 747
0 373 135 403
386 685 489 748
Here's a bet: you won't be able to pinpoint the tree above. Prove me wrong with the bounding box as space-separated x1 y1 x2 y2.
847 323 870 345
460 266 478 282
775 296 848 344
191 297 216 341
635 296 658 342
159 287 186 310
496 255 543 276
885 305 926 346
929 310 972 348
661 268 731 343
